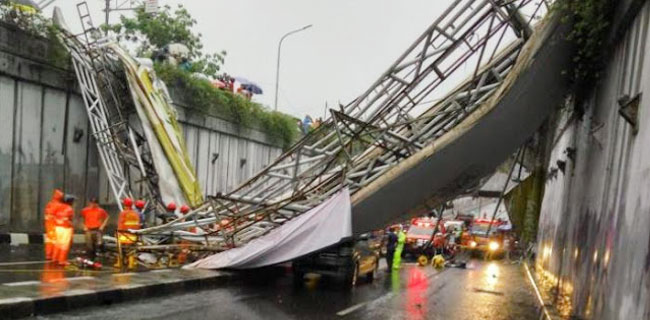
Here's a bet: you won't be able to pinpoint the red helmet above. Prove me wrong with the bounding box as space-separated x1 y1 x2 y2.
135 200 145 209
123 197 133 207
166 202 177 211
52 189 64 201
180 205 190 214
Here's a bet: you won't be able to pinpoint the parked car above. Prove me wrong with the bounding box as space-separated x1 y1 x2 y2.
292 234 380 288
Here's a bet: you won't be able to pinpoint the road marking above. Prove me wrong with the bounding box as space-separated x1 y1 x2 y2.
336 302 367 317
337 267 448 317
115 283 145 290
0 260 49 267
4 276 96 286
112 272 138 277
63 276 95 281
523 263 552 320
151 269 172 273
63 289 96 296
0 297 33 304
3 280 40 287
49 276 96 283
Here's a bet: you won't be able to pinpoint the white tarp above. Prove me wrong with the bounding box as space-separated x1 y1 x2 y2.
185 188 352 269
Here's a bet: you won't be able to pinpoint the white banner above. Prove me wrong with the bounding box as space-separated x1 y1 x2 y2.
185 188 352 269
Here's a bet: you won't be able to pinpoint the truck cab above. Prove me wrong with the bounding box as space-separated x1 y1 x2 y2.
468 218 505 254
404 217 446 256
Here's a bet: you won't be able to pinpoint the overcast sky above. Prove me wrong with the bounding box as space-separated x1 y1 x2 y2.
45 0 454 118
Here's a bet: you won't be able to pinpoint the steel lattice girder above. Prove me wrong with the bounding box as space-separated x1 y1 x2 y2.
58 2 168 217
133 0 552 249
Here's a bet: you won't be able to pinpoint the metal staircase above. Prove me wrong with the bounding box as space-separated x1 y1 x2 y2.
58 2 162 211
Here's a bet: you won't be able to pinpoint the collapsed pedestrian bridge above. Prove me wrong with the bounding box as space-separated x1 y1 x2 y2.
57 0 573 262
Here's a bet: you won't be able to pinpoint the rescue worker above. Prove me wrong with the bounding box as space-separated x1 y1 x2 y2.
135 200 146 228
177 205 192 265
80 198 108 260
392 226 406 271
44 189 64 260
52 194 75 266
115 198 141 269
180 205 192 230
385 227 398 272
159 202 177 222
180 205 190 215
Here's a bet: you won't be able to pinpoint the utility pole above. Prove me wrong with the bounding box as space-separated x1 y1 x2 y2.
274 24 312 111
105 0 110 32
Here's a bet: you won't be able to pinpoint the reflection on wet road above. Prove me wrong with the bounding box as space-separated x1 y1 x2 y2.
37 260 541 320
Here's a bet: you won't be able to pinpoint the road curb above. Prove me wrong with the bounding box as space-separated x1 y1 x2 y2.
0 233 87 245
1 270 231 318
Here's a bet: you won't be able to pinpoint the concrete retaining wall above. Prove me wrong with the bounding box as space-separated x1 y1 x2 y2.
535 2 650 318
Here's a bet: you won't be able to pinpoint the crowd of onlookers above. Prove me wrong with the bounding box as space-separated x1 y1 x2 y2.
298 115 324 135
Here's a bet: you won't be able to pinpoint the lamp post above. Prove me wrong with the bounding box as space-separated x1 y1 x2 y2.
274 24 312 111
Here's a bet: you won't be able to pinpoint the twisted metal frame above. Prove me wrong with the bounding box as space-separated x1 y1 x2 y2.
135 0 552 249
61 1 552 251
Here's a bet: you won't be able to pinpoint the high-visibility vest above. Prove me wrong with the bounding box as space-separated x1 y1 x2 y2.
44 190 64 225
118 209 141 231
117 209 140 244
54 204 74 228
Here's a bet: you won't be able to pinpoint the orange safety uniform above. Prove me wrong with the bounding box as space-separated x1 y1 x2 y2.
117 208 141 245
81 204 108 230
44 189 64 260
52 202 74 265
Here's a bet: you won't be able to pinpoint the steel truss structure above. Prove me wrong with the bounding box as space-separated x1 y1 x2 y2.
58 2 164 213
134 0 552 249
60 0 552 253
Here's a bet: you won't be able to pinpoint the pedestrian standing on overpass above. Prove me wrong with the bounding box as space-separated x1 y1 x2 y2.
81 198 109 260
385 226 398 272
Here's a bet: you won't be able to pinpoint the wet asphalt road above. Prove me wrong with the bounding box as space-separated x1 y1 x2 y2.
33 260 541 320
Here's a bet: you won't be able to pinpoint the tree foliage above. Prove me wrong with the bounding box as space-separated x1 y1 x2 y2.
106 4 297 147
558 0 614 84
555 0 616 114
104 4 225 77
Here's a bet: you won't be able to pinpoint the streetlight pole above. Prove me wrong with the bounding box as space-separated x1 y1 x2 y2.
274 24 312 111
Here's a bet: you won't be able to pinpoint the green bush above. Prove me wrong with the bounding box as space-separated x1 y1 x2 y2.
558 0 614 84
0 4 69 68
155 63 297 148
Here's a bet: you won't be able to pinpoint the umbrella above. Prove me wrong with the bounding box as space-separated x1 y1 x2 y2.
211 79 226 89
234 77 263 95
166 43 190 58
